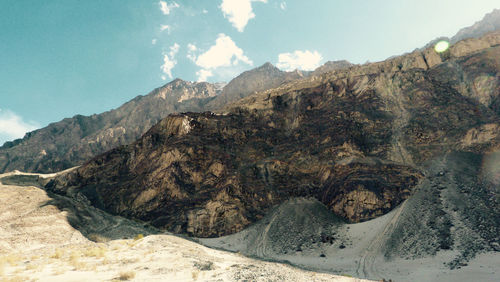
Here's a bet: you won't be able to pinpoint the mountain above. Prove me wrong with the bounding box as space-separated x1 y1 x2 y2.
422 9 500 50
205 62 306 110
0 63 308 174
0 79 220 173
47 30 500 244
311 60 354 76
452 9 500 43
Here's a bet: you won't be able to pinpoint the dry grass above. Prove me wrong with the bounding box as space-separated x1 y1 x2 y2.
83 246 106 258
118 270 136 280
69 250 86 270
133 234 144 241
88 233 110 243
192 270 199 280
50 248 64 259
0 258 5 276
3 254 22 266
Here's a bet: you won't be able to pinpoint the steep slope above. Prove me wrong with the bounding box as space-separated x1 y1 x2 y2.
0 79 219 173
452 9 500 43
205 62 305 110
423 9 500 50
47 31 500 239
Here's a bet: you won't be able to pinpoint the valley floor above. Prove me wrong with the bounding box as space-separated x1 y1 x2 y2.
0 176 368 282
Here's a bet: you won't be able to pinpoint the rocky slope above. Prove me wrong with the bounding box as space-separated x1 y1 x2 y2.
46 31 500 240
0 79 220 174
0 63 308 174
423 9 500 50
205 62 306 110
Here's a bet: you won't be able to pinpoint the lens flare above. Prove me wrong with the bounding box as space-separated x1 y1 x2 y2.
434 40 450 53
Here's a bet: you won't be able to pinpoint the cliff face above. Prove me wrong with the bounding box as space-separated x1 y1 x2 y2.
0 63 307 174
0 80 219 173
47 31 500 238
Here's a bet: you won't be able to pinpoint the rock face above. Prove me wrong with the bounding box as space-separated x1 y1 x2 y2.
205 62 305 110
311 60 354 76
47 31 500 238
0 63 307 174
0 79 220 173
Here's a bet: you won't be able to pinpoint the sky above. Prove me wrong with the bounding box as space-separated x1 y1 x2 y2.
1 0 499 145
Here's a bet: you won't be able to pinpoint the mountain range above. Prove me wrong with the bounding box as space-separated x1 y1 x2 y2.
1 9 500 281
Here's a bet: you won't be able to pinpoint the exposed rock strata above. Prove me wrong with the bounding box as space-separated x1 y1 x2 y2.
47 32 500 237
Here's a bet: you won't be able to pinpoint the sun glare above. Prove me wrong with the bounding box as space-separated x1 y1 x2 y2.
434 40 450 53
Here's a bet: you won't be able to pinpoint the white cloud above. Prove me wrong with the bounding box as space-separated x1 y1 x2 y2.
202 9 208 14
196 69 213 82
152 38 157 45
160 24 171 33
276 50 323 71
220 0 267 32
280 2 287 10
161 43 180 80
192 34 253 81
0 109 38 145
186 43 197 62
159 1 179 15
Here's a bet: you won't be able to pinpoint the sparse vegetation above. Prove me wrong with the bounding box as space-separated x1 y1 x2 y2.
191 270 199 280
83 246 106 258
118 270 136 280
88 233 110 243
134 234 144 241
51 248 64 259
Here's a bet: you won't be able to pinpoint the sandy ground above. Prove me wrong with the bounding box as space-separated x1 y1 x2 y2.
0 178 370 282
200 198 500 282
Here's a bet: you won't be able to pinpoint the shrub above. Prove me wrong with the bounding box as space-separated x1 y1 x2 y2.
119 270 136 280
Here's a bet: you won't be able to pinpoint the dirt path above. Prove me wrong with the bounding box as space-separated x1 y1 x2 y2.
355 199 407 279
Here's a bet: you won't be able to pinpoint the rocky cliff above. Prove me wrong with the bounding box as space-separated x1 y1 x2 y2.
47 31 500 238
0 79 219 173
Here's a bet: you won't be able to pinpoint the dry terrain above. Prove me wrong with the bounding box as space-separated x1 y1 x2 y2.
0 172 369 282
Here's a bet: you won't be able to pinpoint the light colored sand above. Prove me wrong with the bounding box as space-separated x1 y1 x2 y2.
0 182 370 282
200 198 500 282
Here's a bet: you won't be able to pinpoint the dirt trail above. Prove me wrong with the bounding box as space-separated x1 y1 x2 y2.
355 200 407 279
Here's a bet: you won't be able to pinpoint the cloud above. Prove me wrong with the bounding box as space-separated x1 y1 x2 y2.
186 43 197 61
152 38 157 45
161 43 180 80
191 34 253 81
220 0 267 32
196 69 213 82
280 2 287 10
159 1 179 15
160 24 171 33
276 50 323 71
202 9 208 14
0 109 39 145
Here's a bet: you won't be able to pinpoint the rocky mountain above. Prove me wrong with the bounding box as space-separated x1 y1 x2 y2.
47 30 500 244
205 62 306 110
0 79 220 173
311 60 354 76
452 9 500 43
423 9 500 50
0 63 309 174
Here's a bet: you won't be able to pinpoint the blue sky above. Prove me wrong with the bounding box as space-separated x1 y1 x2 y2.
1 0 499 145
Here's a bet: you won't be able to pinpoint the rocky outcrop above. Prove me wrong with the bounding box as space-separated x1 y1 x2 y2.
0 79 220 173
47 31 500 238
